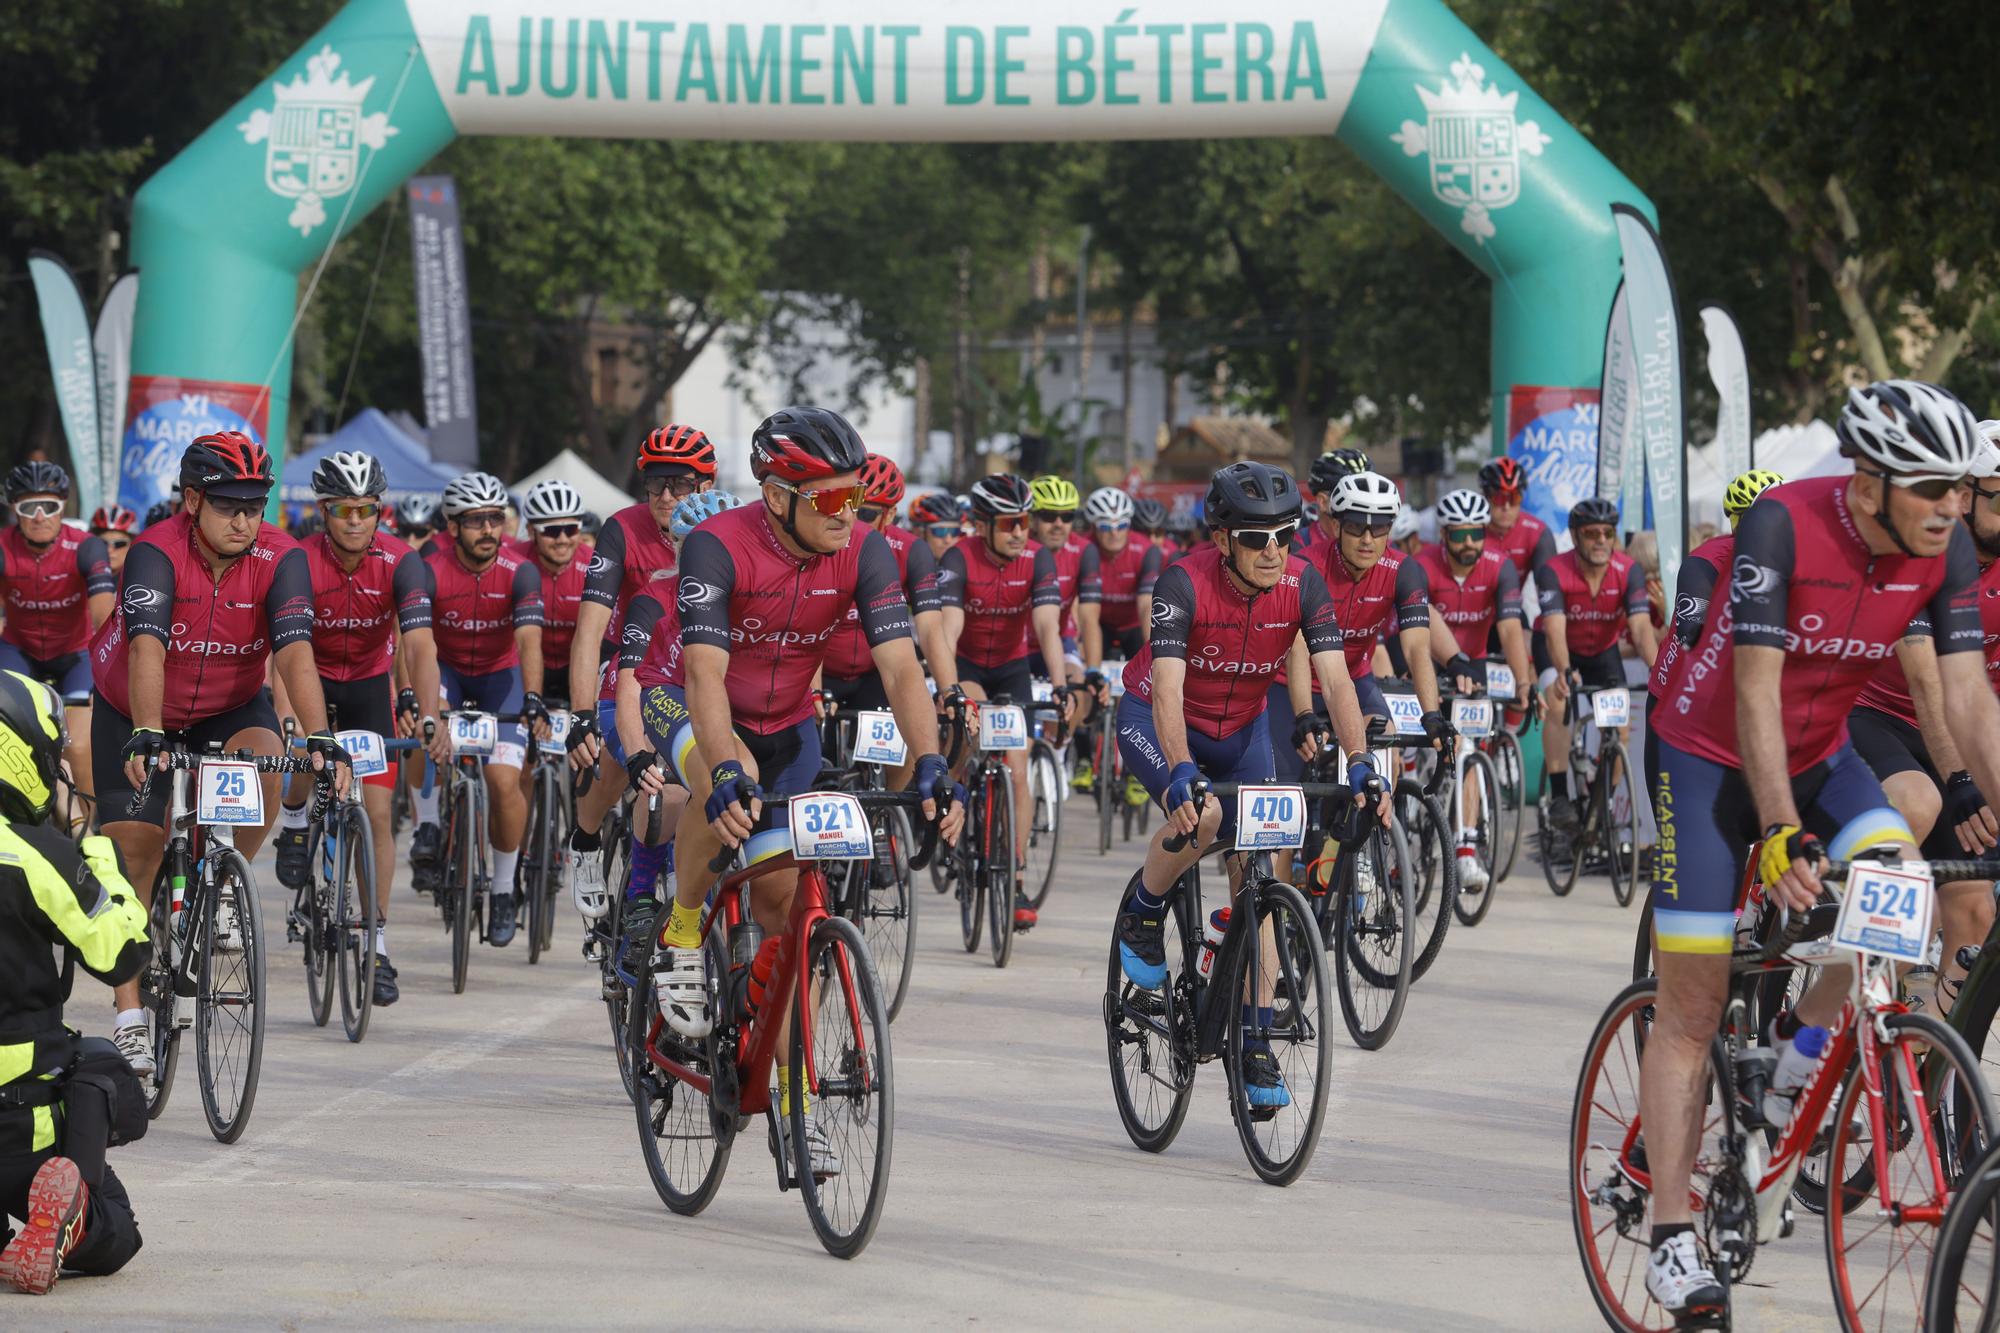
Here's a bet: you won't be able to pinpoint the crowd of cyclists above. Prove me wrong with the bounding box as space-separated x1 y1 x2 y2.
6 377 2000 1315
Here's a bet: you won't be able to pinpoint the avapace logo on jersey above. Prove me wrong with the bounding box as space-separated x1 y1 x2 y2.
168 625 269 657
440 610 512 633
10 592 82 613
730 617 837 650
1192 644 1279 677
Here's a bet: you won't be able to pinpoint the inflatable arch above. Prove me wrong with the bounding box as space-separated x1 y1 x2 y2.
120 0 1651 513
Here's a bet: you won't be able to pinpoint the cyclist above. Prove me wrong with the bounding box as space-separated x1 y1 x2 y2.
1389 505 1423 558
1294 448 1371 558
1646 469 1784 717
1478 456 1556 582
930 473 1076 928
1641 381 2000 1321
563 425 713 920
89 432 349 1073
1536 497 1657 842
272 451 444 1007
514 480 590 711
640 408 961 1091
1027 475 1102 689
911 492 962 565
396 494 436 550
409 472 546 949
1115 461 1383 1108
1085 487 1162 659
578 511 601 547
0 669 148 1294
88 506 138 579
140 499 179 531
1413 487 1534 890
1134 497 1174 560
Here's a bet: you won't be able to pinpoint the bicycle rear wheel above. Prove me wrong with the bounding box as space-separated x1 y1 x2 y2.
524 769 552 964
862 807 916 1022
1539 794 1583 897
196 848 266 1144
1604 741 1643 908
1333 821 1414 1050
1396 779 1456 982
302 823 334 1028
1023 741 1063 909
140 886 181 1117
333 803 377 1043
985 777 1016 969
1225 881 1333 1186
1453 751 1501 928
1104 884 1194 1153
630 933 733 1215
792 915 894 1259
1491 730 1526 882
1825 1011 1998 1332
1925 1137 2000 1333
449 785 474 994
1097 719 1116 855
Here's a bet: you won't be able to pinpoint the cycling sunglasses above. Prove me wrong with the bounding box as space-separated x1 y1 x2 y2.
772 480 865 517
856 506 887 525
12 499 61 519
988 514 1031 533
1973 480 2000 512
204 494 265 519
925 523 960 539
324 501 380 521
1230 523 1298 551
455 509 507 530
1339 518 1394 538
535 522 581 539
643 473 704 499
1094 520 1131 533
99 536 131 552
1445 525 1485 543
1863 466 1966 502
1033 509 1075 523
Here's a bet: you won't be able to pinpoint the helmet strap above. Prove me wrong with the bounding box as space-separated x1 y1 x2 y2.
1862 476 1924 560
1220 535 1265 596
764 487 812 558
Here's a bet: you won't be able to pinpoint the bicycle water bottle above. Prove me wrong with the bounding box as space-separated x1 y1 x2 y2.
727 921 763 1022
1196 907 1230 981
745 937 782 1020
1762 1025 1829 1128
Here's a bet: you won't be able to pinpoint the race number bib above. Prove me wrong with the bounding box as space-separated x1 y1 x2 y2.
1833 863 1934 964
336 729 388 778
1485 662 1516 699
980 705 1028 751
197 760 263 825
1451 698 1494 740
790 792 873 860
1235 785 1306 851
1591 688 1631 730
448 713 497 757
853 710 908 766
545 710 571 745
1385 691 1426 738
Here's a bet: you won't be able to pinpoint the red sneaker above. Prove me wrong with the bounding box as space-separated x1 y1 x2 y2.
1013 894 1038 930
0 1156 88 1294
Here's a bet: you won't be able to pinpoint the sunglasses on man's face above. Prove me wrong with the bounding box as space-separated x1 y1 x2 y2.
1033 510 1073 524
926 523 960 539
100 537 131 553
1095 520 1130 533
856 506 887 526
456 510 507 531
1866 467 1965 502
1230 524 1299 551
204 495 264 520
535 523 581 539
1485 489 1523 506
1446 526 1485 544
1576 524 1617 543
325 502 380 522
773 480 865 517
13 499 61 519
644 474 703 500
989 514 1030 534
1340 519 1393 538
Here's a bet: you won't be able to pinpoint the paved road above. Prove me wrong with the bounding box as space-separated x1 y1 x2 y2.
45 794 1836 1329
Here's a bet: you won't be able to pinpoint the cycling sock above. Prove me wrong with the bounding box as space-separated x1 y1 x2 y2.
1240 1004 1275 1052
414 784 439 826
115 1007 144 1030
569 825 601 854
661 900 703 950
629 838 670 901
277 799 310 828
777 1065 811 1116
374 925 387 955
1131 885 1166 911
1650 1222 1693 1249
1549 772 1570 800
1773 1008 1804 1041
492 846 519 895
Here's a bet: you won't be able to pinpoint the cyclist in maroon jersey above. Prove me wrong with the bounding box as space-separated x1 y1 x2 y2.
515 480 590 708
270 451 444 1006
910 491 962 565
929 473 1076 929
0 463 115 806
1637 383 2000 1320
1134 497 1175 562
1535 497 1658 840
409 472 546 948
562 425 714 913
1291 449 1371 559
637 410 960 1096
1027 475 1101 687
91 433 350 1074
1084 487 1163 659
88 505 139 581
1477 456 1557 582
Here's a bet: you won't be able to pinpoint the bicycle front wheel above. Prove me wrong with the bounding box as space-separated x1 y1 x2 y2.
1825 1011 1998 1332
1333 820 1415 1050
1103 889 1194 1154
302 824 334 1028
1023 741 1063 909
1097 719 1116 856
1491 730 1526 882
1225 880 1333 1186
333 803 377 1043
792 915 894 1259
140 886 181 1117
863 806 917 1022
1925 1137 2000 1333
631 929 733 1215
524 768 553 964
449 786 474 994
1539 796 1583 897
196 848 266 1144
1604 741 1643 908
1453 750 1500 929
1396 779 1456 982
985 776 1016 969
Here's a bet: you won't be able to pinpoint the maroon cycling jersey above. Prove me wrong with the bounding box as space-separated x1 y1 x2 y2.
1123 547 1342 738
510 539 587 671
1648 534 1729 697
582 503 676 620
1315 548 1429 681
623 591 679 684
932 538 1061 668
305 530 431 683
1855 552 2000 725
1655 475 1983 773
1095 539 1163 632
1535 549 1648 659
669 505 914 734
0 524 114 659
419 543 543 674
1489 510 1556 584
90 512 313 727
822 524 939 680
1413 544 1522 655
1041 533 1101 640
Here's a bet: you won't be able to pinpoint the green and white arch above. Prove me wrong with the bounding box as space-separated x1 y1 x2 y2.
122 0 1651 522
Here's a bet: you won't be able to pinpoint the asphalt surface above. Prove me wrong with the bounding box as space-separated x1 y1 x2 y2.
37 791 1841 1329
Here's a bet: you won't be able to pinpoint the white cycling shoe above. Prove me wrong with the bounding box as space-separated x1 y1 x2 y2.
568 844 608 921
1644 1231 1726 1322
113 1021 155 1078
1457 851 1489 892
656 946 712 1038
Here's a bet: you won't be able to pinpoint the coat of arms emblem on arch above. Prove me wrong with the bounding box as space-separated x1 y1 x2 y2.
238 45 399 238
1390 54 1551 244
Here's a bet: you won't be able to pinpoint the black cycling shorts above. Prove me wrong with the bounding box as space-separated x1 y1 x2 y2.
1848 704 1996 865
322 673 393 738
956 654 1035 706
93 688 282 829
541 666 571 709
821 672 889 714
1533 630 1624 689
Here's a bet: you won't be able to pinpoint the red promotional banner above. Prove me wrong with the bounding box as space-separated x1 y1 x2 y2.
1505 384 1600 537
118 375 271 516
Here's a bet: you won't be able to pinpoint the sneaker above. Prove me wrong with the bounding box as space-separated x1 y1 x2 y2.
488 891 517 947
1070 757 1096 793
1014 890 1038 931
372 954 400 1007
569 841 608 921
1457 848 1489 892
1643 1230 1726 1322
0 1157 88 1294
657 944 712 1038
1117 899 1168 989
410 822 442 893
1240 1046 1291 1109
273 824 312 890
112 1020 155 1078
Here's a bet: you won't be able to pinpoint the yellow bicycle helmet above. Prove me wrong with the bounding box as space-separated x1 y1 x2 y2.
1723 469 1784 529
1028 475 1080 512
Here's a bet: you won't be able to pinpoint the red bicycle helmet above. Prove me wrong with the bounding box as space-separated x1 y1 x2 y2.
1477 456 1527 498
179 431 274 498
637 424 717 476
858 454 906 507
750 407 868 484
910 493 960 527
90 504 138 533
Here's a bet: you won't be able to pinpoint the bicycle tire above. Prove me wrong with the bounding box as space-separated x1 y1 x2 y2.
1825 1011 1998 1332
957 796 983 955
1604 741 1642 908
540 766 568 955
1097 718 1116 855
141 886 181 1118
525 769 551 965
1024 742 1063 909
1224 880 1333 1186
863 806 917 1023
986 775 1016 969
195 847 266 1144
1452 750 1500 928
449 784 473 994
793 914 894 1259
630 930 733 1215
302 822 334 1028
334 802 377 1044
1924 1136 2000 1333
1333 819 1414 1050
1397 778 1457 982
1103 875 1194 1154
1539 796 1583 897
1491 730 1526 882
603 891 639 1102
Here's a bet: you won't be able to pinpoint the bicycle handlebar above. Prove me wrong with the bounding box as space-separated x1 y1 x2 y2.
126 745 328 819
705 788 947 876
1755 853 1996 960
1161 778 1363 854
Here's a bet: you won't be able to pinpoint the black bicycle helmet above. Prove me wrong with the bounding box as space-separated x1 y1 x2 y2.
1568 496 1620 531
1308 448 1370 497
1205 462 1302 530
4 461 70 503
1133 497 1169 532
967 473 1034 519
179 430 274 499
750 406 869 483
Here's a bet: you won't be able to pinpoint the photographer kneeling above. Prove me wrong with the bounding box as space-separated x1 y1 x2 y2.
0 670 148 1294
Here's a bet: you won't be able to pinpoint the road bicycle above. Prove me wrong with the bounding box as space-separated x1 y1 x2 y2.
1103 778 1340 1185
935 694 1065 969
1572 851 1998 1331
1539 680 1644 906
429 708 534 993
1438 675 1506 929
1371 686 1462 978
133 741 324 1143
520 709 576 963
816 702 921 1022
1021 679 1067 911
1480 658 1531 886
627 788 944 1258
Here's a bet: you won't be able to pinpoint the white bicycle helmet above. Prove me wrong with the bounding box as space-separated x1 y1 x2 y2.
1836 380 1981 482
441 472 510 517
1977 421 2000 478
1390 507 1420 543
1436 487 1490 527
311 449 386 500
1084 486 1135 525
397 494 437 528
1328 471 1402 520
522 479 585 525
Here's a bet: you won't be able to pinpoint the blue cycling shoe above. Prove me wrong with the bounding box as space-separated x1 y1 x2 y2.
1242 1047 1291 1109
1117 902 1167 989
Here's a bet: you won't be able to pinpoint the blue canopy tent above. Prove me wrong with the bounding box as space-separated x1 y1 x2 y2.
280 408 461 507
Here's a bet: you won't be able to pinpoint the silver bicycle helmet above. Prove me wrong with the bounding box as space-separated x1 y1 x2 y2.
522 479 585 525
440 472 511 517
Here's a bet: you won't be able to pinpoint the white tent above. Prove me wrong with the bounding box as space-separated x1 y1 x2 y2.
512 448 635 518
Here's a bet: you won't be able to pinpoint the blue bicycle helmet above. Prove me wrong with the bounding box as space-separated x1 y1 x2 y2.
670 490 741 542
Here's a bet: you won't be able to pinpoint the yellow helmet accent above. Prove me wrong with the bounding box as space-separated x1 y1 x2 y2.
1028 475 1079 511
0 669 61 823
1723 469 1784 527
